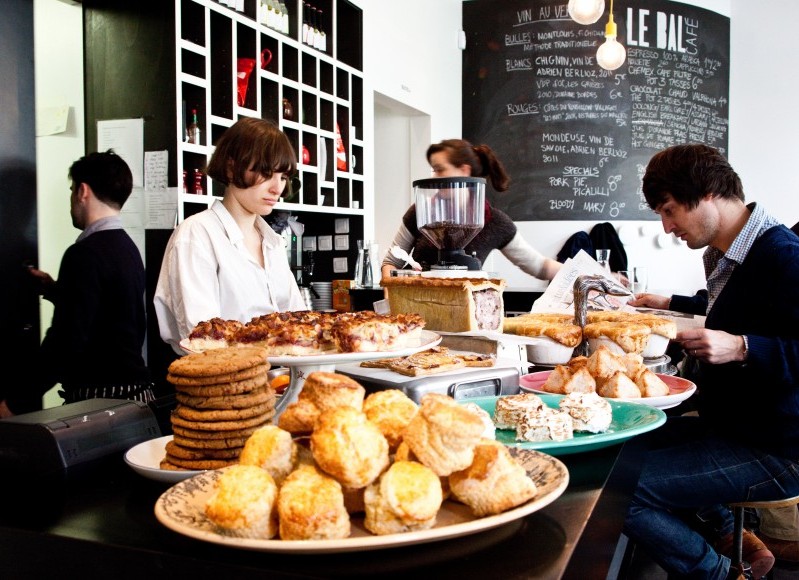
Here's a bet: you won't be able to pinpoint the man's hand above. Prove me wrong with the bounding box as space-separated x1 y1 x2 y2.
676 328 747 364
628 293 671 310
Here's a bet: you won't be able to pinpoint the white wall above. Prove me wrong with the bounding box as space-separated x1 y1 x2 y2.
34 0 85 408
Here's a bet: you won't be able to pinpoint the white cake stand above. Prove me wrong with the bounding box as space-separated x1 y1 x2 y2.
268 330 441 415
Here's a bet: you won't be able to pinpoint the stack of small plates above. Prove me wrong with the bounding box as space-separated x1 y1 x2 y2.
310 281 333 311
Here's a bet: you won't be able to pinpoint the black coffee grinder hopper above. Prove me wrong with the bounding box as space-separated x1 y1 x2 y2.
413 176 486 271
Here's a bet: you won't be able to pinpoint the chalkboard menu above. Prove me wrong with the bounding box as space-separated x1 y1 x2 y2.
462 0 730 221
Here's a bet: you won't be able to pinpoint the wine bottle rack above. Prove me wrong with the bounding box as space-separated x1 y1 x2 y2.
176 0 365 222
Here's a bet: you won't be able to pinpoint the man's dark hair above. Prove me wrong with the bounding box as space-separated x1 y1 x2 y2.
69 150 133 209
642 143 744 211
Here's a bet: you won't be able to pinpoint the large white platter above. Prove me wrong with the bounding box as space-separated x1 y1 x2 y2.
519 370 696 410
154 448 568 554
124 435 201 484
179 330 442 366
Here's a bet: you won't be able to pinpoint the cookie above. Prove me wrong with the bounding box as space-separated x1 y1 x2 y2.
164 454 238 470
169 409 275 431
165 439 243 460
175 387 275 409
159 458 193 471
167 363 269 386
173 400 274 422
168 345 269 378
172 434 253 450
172 374 269 397
171 422 267 440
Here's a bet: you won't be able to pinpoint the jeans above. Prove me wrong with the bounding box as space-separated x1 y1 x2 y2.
624 416 799 579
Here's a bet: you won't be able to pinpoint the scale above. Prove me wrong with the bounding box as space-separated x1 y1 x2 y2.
414 176 486 272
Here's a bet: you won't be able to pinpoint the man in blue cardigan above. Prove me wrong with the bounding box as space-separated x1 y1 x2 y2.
623 143 799 580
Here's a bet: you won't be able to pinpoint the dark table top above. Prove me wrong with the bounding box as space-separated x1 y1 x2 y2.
0 438 643 580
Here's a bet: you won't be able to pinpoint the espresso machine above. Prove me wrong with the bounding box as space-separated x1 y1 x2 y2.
414 176 486 271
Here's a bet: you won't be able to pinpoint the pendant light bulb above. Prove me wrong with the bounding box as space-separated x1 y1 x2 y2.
568 0 605 25
596 2 626 71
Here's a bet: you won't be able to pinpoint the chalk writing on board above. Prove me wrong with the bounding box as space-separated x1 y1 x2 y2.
463 0 730 221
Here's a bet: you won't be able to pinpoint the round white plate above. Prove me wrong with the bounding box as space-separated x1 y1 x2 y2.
180 330 442 366
124 435 201 484
154 448 568 553
519 371 696 410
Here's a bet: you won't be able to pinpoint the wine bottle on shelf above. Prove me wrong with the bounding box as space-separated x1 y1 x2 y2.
280 2 289 34
313 7 323 51
273 1 283 32
318 8 327 52
302 2 310 45
186 109 200 144
307 6 317 49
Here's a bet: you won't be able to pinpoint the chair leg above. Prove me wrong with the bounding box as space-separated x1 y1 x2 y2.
732 505 756 578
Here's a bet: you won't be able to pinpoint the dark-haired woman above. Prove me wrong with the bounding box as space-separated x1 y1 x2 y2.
155 117 306 354
380 139 561 280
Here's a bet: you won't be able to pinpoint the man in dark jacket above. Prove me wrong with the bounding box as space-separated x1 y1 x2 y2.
624 144 799 579
0 151 153 417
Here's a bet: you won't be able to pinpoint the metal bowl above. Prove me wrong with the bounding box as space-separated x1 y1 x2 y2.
268 367 290 395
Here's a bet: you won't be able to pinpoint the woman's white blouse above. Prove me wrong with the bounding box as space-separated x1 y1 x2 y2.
154 200 306 352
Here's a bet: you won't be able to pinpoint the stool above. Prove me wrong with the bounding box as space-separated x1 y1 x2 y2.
728 494 799 579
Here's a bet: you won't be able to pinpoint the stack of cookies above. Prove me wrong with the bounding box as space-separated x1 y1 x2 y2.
161 345 276 471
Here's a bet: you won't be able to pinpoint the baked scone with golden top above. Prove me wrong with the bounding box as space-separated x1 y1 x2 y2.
277 464 350 540
362 389 419 451
237 425 298 486
541 365 596 395
278 371 366 434
583 321 651 355
632 367 670 397
402 393 485 477
394 440 451 499
586 345 629 378
310 406 390 489
461 402 496 439
596 371 642 398
204 464 278 539
493 393 545 430
363 460 443 535
449 439 538 516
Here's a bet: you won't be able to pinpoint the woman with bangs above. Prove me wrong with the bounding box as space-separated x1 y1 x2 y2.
155 117 306 354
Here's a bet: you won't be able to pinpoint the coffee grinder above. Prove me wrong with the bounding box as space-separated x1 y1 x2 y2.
414 176 486 271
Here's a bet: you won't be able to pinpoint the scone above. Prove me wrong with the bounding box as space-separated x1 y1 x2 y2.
204 464 278 539
237 425 298 485
541 365 596 395
310 406 390 489
596 371 642 398
632 368 670 397
493 393 545 430
277 464 350 540
461 402 496 439
362 389 419 451
394 440 451 500
363 460 443 535
585 345 628 379
558 391 612 433
402 393 486 477
278 371 366 434
449 439 538 516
